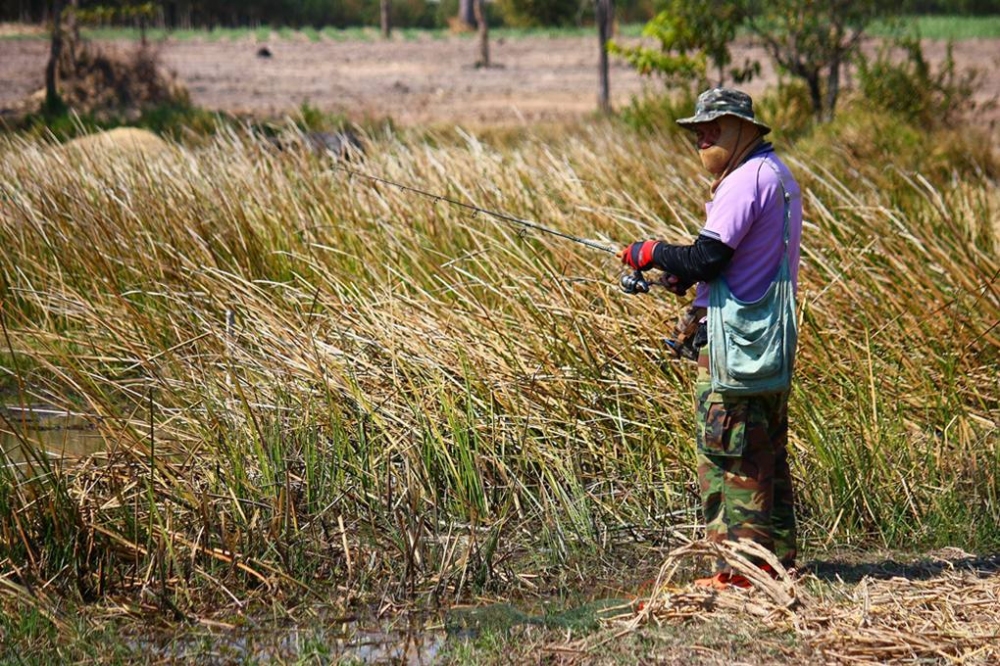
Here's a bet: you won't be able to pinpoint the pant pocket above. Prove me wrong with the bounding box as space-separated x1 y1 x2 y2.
697 382 749 457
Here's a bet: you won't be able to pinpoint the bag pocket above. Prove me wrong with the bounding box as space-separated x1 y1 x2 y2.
723 317 784 379
696 381 749 457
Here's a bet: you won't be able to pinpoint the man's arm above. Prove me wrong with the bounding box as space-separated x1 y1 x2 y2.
652 234 734 284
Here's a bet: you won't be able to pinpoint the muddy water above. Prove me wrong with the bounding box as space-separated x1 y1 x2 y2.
138 621 447 664
1 405 106 469
133 599 628 662
1 406 629 662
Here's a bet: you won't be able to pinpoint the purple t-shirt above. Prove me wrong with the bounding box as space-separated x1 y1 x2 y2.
693 149 803 308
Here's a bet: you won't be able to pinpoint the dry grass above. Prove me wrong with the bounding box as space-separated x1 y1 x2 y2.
580 539 1000 665
0 120 997 652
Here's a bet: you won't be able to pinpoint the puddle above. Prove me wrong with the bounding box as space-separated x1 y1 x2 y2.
1 407 631 663
132 600 632 663
1 405 106 470
133 615 447 664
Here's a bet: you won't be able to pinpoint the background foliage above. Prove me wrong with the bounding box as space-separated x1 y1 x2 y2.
4 0 997 29
0 0 659 29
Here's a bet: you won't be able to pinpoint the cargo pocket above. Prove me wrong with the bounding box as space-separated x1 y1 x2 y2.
696 380 749 457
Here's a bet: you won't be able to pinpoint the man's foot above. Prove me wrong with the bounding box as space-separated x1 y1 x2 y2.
781 559 806 578
693 572 751 590
694 561 796 589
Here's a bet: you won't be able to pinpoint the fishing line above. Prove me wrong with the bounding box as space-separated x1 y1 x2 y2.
330 165 663 294
332 165 618 254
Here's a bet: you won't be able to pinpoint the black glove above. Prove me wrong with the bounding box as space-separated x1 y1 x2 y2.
659 273 693 296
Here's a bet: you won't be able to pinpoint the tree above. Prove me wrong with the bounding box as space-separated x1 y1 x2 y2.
380 0 391 38
744 0 892 121
617 0 893 122
473 0 489 67
45 0 66 112
609 0 756 92
65 0 79 60
596 0 613 113
458 0 476 29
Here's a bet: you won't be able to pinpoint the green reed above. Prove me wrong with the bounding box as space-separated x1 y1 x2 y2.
0 119 995 615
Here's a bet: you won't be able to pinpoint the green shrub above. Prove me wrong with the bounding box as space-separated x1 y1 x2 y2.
752 82 816 142
796 100 999 188
7 100 224 143
618 83 812 144
617 89 699 134
609 0 754 92
855 35 985 128
495 0 580 27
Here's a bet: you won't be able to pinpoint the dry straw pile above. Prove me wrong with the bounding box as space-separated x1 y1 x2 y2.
590 540 1000 664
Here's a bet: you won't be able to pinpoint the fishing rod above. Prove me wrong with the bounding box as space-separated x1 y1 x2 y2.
334 166 657 294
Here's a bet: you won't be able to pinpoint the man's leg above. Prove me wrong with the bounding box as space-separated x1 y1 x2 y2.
695 373 776 567
696 353 800 569
769 393 798 567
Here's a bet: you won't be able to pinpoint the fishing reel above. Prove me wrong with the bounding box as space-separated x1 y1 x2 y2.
620 270 652 294
620 271 693 296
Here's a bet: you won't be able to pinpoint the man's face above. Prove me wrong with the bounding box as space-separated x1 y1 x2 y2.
693 121 721 150
691 116 747 176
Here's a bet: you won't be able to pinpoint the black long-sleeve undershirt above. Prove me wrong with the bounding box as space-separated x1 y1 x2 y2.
651 234 734 284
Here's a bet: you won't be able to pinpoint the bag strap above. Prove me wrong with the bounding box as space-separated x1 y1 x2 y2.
756 156 792 254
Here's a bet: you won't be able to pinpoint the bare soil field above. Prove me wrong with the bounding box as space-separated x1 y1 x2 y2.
2 30 999 133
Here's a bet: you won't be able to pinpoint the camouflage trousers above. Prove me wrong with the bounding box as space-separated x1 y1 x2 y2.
695 347 797 570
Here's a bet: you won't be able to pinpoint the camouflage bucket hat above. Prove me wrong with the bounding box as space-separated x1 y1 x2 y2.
677 87 771 135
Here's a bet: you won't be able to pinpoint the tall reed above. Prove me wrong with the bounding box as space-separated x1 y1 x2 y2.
0 122 995 613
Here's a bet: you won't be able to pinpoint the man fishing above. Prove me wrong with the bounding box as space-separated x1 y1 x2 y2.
619 87 804 589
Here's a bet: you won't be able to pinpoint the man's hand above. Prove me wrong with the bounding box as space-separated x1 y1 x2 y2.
618 240 661 272
660 273 693 296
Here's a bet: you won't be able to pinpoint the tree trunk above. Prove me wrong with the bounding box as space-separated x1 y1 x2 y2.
65 0 78 60
474 0 488 67
45 0 64 112
596 0 613 114
804 71 823 121
824 56 841 122
458 0 476 30
380 0 391 39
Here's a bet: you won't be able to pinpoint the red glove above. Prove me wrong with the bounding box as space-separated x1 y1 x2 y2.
618 240 661 272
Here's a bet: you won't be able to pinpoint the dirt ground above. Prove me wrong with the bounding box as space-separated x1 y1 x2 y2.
2 29 999 133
